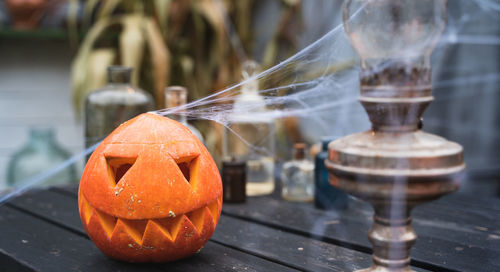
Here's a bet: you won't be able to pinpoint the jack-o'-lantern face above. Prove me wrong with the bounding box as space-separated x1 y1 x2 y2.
78 113 222 262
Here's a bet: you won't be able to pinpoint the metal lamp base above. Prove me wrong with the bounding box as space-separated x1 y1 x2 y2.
326 130 464 271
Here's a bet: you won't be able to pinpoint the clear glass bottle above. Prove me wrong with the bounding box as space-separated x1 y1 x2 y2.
165 86 204 142
281 143 314 202
223 60 276 196
6 127 77 188
85 66 154 156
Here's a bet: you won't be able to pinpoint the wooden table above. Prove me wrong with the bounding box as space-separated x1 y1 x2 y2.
0 185 499 272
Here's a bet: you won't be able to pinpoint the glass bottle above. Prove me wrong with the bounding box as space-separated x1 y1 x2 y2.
6 127 77 188
223 60 276 196
85 66 154 157
281 143 314 202
165 86 204 142
314 138 348 209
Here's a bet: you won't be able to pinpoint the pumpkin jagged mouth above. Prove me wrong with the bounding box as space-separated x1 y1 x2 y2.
79 192 221 246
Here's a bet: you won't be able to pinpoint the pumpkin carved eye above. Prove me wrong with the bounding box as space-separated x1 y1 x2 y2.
106 157 137 187
177 162 190 181
174 155 199 187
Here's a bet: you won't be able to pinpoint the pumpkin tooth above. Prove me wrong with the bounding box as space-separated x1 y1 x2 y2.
203 207 215 231
155 216 184 241
140 220 177 253
79 193 93 225
206 197 221 224
186 206 205 235
146 220 173 242
118 218 148 245
178 215 201 240
94 209 118 238
111 219 141 246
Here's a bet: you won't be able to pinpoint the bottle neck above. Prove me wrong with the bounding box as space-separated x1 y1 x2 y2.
292 143 307 161
107 82 133 90
170 114 187 124
165 86 189 124
107 66 132 84
28 128 56 151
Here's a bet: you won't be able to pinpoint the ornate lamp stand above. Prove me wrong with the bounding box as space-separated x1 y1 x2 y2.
326 0 465 271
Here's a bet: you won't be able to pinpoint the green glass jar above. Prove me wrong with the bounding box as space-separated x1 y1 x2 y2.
6 127 77 188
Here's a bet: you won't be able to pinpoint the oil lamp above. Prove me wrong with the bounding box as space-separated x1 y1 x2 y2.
326 0 465 271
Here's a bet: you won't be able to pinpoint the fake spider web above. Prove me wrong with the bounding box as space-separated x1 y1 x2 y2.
1 0 500 204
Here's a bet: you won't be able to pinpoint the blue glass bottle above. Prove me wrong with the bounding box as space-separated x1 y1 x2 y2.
314 138 348 209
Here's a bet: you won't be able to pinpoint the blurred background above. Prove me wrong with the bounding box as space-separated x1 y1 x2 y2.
0 0 498 197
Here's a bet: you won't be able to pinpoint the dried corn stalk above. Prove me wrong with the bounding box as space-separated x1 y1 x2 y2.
86 48 116 92
120 15 145 86
70 0 301 125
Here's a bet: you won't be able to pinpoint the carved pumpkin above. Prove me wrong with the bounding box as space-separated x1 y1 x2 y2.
78 113 222 262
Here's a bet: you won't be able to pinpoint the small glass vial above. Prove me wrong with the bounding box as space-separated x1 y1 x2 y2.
223 60 276 196
85 66 154 155
165 86 204 142
6 127 77 188
281 143 314 202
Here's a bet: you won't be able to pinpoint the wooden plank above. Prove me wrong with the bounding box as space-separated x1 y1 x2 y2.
8 189 388 272
2 194 298 271
0 206 166 272
221 195 500 272
52 185 79 196
437 192 500 213
49 185 500 270
214 216 373 271
0 248 37 272
345 197 500 250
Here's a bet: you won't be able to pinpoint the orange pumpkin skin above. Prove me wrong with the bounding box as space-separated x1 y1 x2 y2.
78 113 222 262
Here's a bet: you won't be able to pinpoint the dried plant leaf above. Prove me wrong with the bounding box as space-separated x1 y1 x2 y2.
66 0 80 48
98 0 122 20
179 55 196 97
86 48 117 92
123 0 143 13
167 0 190 44
82 0 100 30
144 17 170 108
235 0 253 51
194 0 230 97
261 37 278 70
154 0 170 36
72 17 120 116
261 1 301 69
119 15 145 86
196 0 226 50
282 0 301 6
